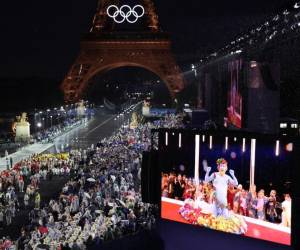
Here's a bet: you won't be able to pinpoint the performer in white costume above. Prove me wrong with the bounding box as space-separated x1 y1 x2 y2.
281 194 292 228
204 158 238 218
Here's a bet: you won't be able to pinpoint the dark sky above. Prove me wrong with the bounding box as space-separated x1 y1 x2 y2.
0 0 292 79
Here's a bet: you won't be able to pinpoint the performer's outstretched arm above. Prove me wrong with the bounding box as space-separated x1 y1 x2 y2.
228 170 238 186
204 167 215 182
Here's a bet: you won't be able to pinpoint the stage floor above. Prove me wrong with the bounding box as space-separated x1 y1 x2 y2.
161 197 291 246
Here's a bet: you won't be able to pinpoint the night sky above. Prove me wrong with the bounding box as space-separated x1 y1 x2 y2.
0 0 292 79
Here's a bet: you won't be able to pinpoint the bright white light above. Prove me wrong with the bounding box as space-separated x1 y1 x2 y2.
202 135 205 142
280 123 288 128
250 139 256 187
225 137 228 151
250 61 258 68
234 137 237 142
179 133 182 148
195 135 200 185
275 140 280 156
37 122 42 128
242 138 246 153
209 136 213 149
165 132 168 146
294 2 300 9
291 123 298 129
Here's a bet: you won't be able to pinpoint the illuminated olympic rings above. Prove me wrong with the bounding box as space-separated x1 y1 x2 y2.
107 5 145 24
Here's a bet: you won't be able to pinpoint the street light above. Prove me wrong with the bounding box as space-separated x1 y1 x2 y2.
5 150 9 170
191 64 197 76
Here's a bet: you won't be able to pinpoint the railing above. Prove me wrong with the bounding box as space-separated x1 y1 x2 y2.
83 31 170 41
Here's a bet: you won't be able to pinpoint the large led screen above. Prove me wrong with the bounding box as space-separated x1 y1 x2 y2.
160 132 293 246
227 60 243 128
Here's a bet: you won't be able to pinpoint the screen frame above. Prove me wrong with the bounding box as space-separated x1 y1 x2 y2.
149 128 300 249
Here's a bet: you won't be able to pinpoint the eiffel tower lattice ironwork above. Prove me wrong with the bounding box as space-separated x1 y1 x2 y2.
61 0 185 102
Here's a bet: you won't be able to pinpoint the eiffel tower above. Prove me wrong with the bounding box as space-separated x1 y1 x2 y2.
61 0 185 102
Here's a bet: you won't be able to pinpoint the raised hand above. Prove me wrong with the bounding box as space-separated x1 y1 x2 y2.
202 160 208 171
206 166 211 173
229 169 235 176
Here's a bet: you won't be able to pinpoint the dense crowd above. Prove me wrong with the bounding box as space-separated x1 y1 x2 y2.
0 113 183 249
162 172 292 227
33 118 88 144
0 153 72 229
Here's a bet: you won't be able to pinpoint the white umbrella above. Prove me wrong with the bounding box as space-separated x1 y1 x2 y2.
87 178 96 182
84 192 91 199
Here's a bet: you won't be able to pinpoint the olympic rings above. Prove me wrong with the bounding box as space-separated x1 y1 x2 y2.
107 5 145 24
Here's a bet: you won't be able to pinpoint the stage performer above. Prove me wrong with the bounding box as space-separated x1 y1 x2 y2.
204 158 238 218
281 194 292 228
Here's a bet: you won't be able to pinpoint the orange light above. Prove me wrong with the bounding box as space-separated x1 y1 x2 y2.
286 143 293 152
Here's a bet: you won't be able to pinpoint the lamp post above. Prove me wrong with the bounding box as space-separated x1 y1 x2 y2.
37 122 42 130
38 111 43 132
191 64 197 77
34 113 38 133
46 109 50 129
5 150 9 170
50 116 53 128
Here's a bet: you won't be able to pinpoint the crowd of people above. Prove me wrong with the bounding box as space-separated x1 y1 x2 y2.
33 118 88 144
162 172 292 227
0 117 89 158
0 153 73 229
0 113 182 249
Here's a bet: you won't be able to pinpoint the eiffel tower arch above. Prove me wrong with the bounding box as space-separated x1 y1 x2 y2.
61 0 185 103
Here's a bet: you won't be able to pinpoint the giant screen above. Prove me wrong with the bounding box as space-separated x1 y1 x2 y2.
160 131 293 246
227 60 243 128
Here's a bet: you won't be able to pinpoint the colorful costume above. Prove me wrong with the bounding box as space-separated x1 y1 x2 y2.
178 158 247 234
